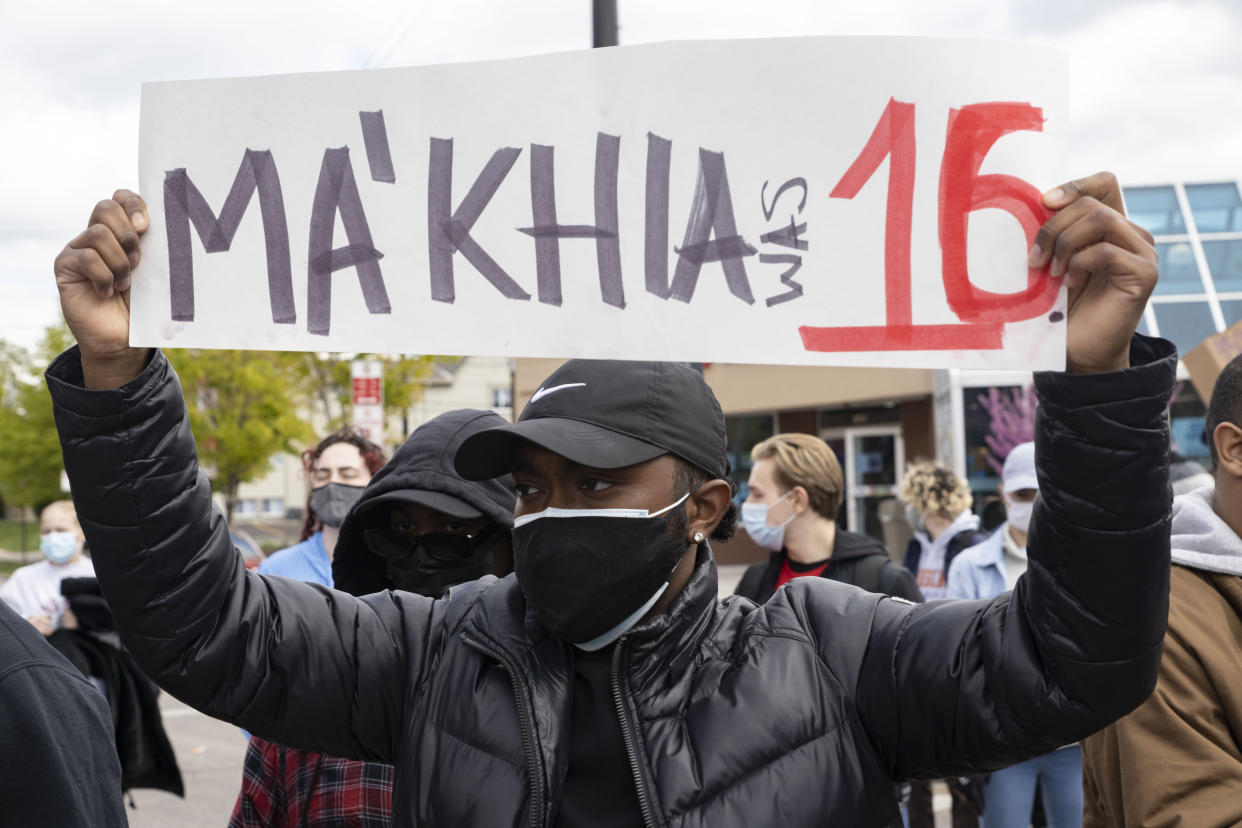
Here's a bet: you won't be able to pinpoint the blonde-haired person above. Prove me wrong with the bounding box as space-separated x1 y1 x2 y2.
899 463 987 602
899 464 989 828
735 433 921 604
0 500 95 636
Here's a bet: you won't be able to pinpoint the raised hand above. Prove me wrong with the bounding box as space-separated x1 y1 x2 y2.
53 189 152 389
1027 172 1159 374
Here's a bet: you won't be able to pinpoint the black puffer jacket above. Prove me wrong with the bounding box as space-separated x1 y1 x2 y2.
48 337 1175 828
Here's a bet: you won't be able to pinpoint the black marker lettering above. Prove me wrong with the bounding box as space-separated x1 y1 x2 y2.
359 111 396 184
760 177 808 221
517 133 623 308
164 149 294 323
427 138 529 303
760 253 804 306
644 132 672 299
307 147 390 336
670 148 756 304
759 218 808 251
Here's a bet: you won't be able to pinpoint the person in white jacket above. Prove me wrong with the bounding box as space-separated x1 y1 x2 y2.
0 500 95 636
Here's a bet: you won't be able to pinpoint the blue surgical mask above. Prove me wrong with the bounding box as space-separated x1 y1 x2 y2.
740 491 795 551
40 531 80 565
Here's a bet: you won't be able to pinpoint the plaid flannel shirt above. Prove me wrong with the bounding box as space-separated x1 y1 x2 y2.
230 735 392 827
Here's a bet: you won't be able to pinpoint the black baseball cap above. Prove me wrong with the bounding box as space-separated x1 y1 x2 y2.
356 488 483 519
454 360 729 481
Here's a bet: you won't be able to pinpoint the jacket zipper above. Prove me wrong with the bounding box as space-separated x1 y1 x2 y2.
611 637 658 828
463 634 546 828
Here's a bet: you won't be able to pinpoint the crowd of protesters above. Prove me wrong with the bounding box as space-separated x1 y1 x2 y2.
2 167 1239 828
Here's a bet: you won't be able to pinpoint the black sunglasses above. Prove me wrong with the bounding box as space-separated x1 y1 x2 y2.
364 525 494 563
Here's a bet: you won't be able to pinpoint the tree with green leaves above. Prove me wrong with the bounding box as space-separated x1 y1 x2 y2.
0 323 76 529
291 352 440 433
165 348 314 523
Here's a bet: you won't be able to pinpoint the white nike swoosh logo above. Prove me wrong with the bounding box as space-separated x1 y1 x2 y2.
530 382 587 404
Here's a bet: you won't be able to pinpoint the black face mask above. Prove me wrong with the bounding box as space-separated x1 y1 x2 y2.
311 483 365 528
364 527 496 598
511 493 691 651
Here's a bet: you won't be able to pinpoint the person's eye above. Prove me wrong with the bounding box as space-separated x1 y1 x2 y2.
581 477 615 492
392 521 418 535
514 481 541 498
444 522 470 534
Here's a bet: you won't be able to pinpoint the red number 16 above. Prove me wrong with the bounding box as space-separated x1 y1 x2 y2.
800 98 1056 353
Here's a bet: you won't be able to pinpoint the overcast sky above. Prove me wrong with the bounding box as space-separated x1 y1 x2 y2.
1 0 1236 350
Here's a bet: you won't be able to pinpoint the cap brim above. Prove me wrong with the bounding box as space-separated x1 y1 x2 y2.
356 489 483 519
1003 474 1039 494
455 418 667 480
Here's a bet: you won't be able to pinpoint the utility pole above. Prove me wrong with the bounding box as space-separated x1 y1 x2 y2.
593 0 618 48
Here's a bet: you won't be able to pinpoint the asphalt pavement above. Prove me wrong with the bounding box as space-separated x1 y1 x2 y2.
126 696 248 827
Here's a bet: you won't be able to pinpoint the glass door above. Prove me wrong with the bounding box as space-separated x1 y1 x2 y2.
820 425 905 539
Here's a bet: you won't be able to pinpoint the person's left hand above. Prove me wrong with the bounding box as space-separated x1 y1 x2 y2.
1027 172 1158 374
27 613 54 636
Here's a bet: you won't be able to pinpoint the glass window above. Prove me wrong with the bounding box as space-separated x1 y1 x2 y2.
1152 302 1218 355
1220 299 1242 329
235 499 258 517
1169 383 1210 468
1153 241 1204 295
1203 239 1242 293
852 434 896 487
491 387 513 409
726 414 775 502
1185 183 1242 233
262 498 285 517
1137 314 1151 337
1124 186 1186 236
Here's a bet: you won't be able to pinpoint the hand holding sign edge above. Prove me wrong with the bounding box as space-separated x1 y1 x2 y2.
54 189 152 389
1028 172 1158 374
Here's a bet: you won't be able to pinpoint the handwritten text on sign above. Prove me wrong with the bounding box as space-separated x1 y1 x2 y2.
134 37 1068 369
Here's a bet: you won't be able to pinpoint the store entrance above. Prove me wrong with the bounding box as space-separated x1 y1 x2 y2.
821 425 905 541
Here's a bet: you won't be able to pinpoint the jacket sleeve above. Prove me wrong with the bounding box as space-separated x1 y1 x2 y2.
47 347 449 763
806 335 1175 779
945 552 974 600
1080 566 1242 828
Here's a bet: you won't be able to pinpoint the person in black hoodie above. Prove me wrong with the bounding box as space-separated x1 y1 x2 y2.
231 408 517 827
734 432 921 603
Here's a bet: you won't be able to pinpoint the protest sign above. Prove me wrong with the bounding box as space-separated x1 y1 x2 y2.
134 37 1068 369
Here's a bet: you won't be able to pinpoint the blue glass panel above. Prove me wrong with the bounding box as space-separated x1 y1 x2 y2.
1203 239 1242 293
1219 299 1242 329
1153 302 1217 355
1153 241 1204 295
1124 186 1186 236
1186 182 1242 232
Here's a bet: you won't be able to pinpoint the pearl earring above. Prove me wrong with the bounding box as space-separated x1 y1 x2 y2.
693 531 705 544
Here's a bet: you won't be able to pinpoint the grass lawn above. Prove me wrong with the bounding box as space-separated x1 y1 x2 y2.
0 519 40 553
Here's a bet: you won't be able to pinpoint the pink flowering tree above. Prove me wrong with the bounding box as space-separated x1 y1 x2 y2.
977 384 1037 475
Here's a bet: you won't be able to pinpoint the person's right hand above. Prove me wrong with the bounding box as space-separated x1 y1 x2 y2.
53 190 151 389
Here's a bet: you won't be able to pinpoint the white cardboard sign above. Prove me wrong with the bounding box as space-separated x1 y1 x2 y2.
135 37 1068 369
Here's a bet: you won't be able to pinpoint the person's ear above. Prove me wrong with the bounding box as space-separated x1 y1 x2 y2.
790 486 810 515
686 479 732 542
1213 422 1242 479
